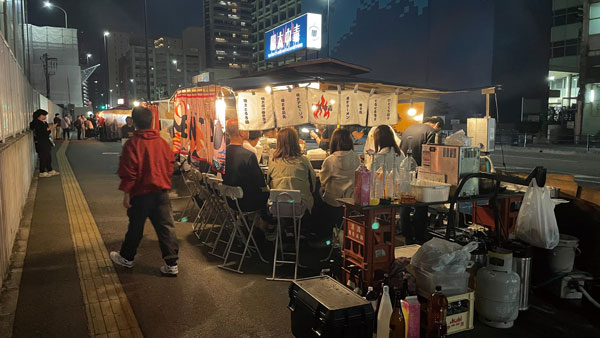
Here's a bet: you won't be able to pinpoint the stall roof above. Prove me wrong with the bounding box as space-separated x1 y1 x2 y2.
212 58 457 100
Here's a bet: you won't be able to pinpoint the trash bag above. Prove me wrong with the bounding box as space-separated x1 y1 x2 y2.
444 129 468 146
515 178 562 249
411 238 478 274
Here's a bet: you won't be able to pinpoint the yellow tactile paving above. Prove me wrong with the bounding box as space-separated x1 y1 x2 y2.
57 141 144 338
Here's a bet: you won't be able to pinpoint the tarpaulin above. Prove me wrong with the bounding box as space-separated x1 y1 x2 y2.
173 91 223 172
308 88 339 125
236 91 276 131
367 93 398 126
273 87 309 127
339 90 369 126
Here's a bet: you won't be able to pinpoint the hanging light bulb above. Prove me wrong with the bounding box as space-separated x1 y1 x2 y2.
407 98 417 116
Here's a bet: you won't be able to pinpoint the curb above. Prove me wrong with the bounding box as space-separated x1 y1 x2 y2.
494 145 600 156
0 174 38 338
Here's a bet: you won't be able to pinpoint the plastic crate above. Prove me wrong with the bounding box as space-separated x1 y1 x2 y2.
410 180 451 202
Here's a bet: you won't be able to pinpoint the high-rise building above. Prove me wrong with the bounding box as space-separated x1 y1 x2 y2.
26 25 83 107
114 27 207 102
203 0 253 71
105 31 132 106
548 1 582 111
252 0 302 71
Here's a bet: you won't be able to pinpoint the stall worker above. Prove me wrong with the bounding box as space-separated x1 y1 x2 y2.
400 116 444 244
317 128 361 244
267 127 317 214
121 116 136 139
309 124 336 151
241 130 262 164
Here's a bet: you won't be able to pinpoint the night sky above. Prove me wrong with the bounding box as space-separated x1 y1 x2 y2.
27 0 204 105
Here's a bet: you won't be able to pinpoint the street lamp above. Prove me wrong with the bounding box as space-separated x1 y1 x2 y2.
103 31 110 106
86 53 92 64
43 1 68 28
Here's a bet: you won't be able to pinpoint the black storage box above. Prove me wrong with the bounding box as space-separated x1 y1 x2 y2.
288 276 375 338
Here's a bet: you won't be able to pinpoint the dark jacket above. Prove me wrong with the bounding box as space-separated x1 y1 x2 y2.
400 123 436 166
118 129 174 197
30 119 52 148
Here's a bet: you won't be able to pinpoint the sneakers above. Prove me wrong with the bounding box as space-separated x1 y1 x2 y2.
48 170 60 176
160 264 179 277
39 172 50 178
109 251 134 268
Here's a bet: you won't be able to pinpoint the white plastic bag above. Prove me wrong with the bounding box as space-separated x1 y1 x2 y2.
444 130 467 146
411 238 478 274
515 178 560 249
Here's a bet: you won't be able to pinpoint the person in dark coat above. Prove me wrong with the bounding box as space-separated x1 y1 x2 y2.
30 109 59 178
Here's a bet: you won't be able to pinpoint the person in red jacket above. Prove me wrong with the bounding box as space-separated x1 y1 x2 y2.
109 106 179 276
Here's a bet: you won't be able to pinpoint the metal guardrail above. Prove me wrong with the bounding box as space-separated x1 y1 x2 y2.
496 132 600 152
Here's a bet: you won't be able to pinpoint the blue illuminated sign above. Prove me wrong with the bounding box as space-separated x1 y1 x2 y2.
265 13 322 60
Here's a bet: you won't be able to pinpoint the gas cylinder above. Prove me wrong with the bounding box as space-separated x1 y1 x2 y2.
475 248 521 328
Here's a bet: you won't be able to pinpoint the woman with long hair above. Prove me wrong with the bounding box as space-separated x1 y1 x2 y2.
316 128 361 241
365 125 405 199
267 127 317 213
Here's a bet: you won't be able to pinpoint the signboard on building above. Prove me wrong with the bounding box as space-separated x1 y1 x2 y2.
265 13 322 60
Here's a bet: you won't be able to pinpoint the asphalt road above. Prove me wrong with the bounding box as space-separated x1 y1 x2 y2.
490 147 600 187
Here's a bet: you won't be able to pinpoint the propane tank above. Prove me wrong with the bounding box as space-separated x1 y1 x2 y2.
475 248 521 328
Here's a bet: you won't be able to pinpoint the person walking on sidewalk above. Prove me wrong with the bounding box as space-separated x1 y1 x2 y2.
30 109 59 178
75 115 83 140
61 114 71 140
53 113 62 140
110 106 179 276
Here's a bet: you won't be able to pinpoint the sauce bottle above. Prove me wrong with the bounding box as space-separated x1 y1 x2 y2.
426 286 448 338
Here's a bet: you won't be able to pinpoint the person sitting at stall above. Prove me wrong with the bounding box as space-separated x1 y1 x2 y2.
364 125 405 171
400 116 444 244
364 125 401 157
317 128 361 243
267 127 317 214
223 119 269 213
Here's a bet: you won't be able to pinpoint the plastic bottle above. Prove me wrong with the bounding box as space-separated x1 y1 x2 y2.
426 286 448 338
377 285 393 337
399 137 418 195
365 286 378 312
389 290 406 338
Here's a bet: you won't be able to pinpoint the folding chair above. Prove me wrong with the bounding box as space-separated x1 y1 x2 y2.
175 156 197 222
321 218 345 262
217 184 268 273
200 177 228 249
192 173 218 239
266 189 306 281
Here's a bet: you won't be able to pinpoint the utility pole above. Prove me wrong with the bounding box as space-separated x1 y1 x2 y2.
41 53 57 99
143 0 151 102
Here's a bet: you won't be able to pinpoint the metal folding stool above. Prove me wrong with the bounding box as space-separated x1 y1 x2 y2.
217 184 268 273
192 173 218 239
266 189 306 282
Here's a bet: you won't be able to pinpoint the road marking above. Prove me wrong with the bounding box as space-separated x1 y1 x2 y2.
57 141 143 338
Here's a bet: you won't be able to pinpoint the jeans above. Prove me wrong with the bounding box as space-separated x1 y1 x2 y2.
62 128 70 140
36 144 52 173
120 191 179 266
77 127 82 140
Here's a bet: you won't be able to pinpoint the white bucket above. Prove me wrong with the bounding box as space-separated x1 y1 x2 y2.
548 234 580 274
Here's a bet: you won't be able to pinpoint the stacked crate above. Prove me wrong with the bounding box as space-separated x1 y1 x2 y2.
342 210 396 292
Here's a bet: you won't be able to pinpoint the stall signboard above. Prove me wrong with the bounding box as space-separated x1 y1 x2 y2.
308 89 340 125
236 91 276 131
265 13 322 60
273 88 309 127
173 91 220 172
340 90 369 126
367 94 399 126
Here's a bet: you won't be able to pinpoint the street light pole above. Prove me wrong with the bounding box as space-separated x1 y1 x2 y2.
103 31 110 107
143 0 151 102
43 1 68 28
327 0 330 57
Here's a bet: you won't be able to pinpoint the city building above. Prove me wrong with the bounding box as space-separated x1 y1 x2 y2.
26 24 83 107
203 0 253 71
548 0 582 112
252 0 302 71
577 0 600 138
105 31 132 107
117 38 155 104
